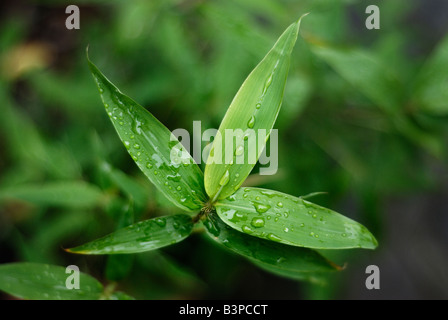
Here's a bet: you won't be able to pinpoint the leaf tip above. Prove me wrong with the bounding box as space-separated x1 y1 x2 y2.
63 246 85 255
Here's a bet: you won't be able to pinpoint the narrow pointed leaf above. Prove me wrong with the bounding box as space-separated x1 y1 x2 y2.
309 43 402 112
203 212 338 274
308 41 443 157
0 181 103 208
204 17 305 201
67 214 193 254
88 56 206 211
215 188 377 249
252 261 327 284
412 34 448 115
105 199 135 281
0 263 103 300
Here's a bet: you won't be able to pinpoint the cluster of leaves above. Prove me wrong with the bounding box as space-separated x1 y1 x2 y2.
0 0 446 300
68 16 376 265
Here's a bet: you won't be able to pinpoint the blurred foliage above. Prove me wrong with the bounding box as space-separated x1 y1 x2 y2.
0 0 447 299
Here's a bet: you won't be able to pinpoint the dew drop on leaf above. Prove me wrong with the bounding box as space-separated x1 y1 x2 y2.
253 202 271 213
267 233 281 242
251 217 265 228
219 170 230 186
247 116 255 128
242 225 253 234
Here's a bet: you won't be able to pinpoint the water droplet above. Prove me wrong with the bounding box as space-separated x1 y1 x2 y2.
154 170 158 175
303 200 313 208
130 135 135 139
255 102 261 109
235 146 244 156
283 227 289 233
167 173 182 182
309 232 315 237
219 170 230 186
124 141 130 149
134 119 143 134
260 190 277 198
277 202 283 208
119 121 124 126
243 194 248 198
134 144 140 149
235 173 240 178
242 226 253 234
342 233 347 237
146 162 153 169
253 203 271 213
99 88 104 93
312 214 317 218
267 233 281 242
247 116 255 128
104 103 109 108
176 186 182 191
251 217 265 228
264 74 273 91
155 218 166 227
277 257 286 264
164 182 169 186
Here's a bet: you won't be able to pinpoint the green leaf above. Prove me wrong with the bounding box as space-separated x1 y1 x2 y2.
412 34 448 115
0 263 103 300
203 212 339 274
0 181 103 208
204 16 305 201
105 200 135 280
309 43 402 112
252 261 327 285
67 214 194 254
100 161 148 210
308 41 443 157
88 55 206 212
215 187 377 249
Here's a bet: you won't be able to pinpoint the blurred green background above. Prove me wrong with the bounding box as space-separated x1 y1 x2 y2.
0 0 447 299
